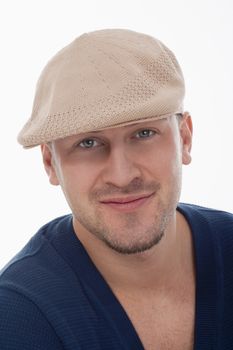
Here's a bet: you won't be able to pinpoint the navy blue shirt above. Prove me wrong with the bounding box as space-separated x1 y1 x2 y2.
0 203 233 349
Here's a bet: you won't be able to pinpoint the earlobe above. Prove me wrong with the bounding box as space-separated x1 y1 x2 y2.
41 144 60 186
182 149 192 165
180 113 193 165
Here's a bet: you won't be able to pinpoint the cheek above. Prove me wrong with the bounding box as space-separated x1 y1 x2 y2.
59 162 99 199
141 141 182 181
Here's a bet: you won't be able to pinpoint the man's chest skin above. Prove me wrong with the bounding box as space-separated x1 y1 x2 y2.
114 285 195 350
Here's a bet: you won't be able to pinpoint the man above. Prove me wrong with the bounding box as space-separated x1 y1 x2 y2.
0 29 232 350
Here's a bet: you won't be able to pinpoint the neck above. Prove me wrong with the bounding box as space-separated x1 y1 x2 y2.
73 211 194 292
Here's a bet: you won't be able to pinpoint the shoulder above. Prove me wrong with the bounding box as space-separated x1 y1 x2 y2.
178 202 233 232
180 204 233 346
179 202 233 277
0 214 76 302
178 203 233 263
0 214 71 275
0 214 81 349
0 213 69 349
0 288 63 349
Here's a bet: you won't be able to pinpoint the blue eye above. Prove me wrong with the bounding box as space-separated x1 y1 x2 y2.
79 139 99 148
135 130 155 138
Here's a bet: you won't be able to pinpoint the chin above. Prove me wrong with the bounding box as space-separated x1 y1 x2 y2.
102 229 165 255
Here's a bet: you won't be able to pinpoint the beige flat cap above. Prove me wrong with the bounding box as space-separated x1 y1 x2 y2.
17 28 185 148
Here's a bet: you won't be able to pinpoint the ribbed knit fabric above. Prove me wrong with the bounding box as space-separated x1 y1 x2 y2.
0 203 233 349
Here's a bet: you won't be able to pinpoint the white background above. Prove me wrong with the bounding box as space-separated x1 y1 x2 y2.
0 0 232 268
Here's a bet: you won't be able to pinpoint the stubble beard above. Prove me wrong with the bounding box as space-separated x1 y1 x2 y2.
72 178 180 255
93 206 170 254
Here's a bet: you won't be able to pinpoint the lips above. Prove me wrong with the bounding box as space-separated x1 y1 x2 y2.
99 192 155 211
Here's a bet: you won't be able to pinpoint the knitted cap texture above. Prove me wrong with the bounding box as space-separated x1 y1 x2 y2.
18 28 185 148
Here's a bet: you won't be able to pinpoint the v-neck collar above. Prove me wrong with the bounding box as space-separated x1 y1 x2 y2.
52 203 219 349
52 214 144 349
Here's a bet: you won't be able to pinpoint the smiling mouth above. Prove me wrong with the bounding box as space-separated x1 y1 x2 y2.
99 192 155 212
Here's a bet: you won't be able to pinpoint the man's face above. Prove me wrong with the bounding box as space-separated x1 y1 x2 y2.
42 114 192 254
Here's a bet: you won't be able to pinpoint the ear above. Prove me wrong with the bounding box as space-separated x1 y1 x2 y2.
40 144 60 186
180 112 193 165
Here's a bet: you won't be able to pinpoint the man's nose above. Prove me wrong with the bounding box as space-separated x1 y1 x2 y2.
101 146 142 188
